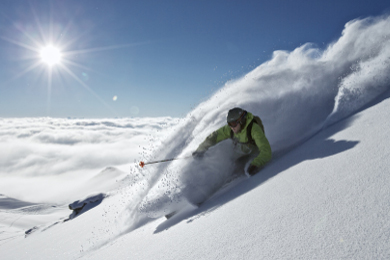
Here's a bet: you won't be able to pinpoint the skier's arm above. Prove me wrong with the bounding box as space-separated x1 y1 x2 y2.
250 123 272 167
195 125 231 152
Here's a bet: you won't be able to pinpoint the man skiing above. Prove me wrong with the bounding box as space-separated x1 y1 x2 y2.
192 107 272 176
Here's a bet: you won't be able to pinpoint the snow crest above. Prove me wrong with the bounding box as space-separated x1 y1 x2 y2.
125 16 390 224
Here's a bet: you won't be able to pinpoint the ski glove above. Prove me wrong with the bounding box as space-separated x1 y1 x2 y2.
192 151 205 159
247 164 261 176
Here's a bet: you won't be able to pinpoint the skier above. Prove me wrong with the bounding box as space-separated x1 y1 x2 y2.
192 107 272 176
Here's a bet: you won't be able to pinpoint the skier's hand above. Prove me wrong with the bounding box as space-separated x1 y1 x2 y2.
247 164 261 176
192 151 205 159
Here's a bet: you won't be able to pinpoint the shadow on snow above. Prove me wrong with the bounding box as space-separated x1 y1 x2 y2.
153 115 360 233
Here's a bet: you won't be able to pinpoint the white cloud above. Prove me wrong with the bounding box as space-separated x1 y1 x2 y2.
0 117 179 202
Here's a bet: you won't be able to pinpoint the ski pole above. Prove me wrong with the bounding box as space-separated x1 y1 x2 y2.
139 155 192 168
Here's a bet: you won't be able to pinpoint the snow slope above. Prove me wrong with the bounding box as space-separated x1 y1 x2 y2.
91 92 390 259
1 15 390 259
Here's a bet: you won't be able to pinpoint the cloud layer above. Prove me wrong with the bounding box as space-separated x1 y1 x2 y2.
0 117 178 202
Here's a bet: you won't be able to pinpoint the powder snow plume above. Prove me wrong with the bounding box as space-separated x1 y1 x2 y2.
121 15 390 229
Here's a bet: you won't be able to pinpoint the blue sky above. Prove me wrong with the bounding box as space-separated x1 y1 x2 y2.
0 0 389 118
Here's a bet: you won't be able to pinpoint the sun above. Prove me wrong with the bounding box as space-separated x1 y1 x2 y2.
40 45 62 66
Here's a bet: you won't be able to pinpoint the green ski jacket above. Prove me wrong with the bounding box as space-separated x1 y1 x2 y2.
195 112 272 167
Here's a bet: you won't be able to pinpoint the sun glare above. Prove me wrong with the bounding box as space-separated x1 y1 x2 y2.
40 45 62 66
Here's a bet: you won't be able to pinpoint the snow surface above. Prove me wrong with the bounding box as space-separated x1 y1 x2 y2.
1 15 390 259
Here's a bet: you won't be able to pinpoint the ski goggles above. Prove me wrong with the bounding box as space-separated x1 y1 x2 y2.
228 120 240 127
227 111 247 127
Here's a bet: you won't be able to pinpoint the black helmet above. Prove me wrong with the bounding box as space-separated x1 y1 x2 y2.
227 107 247 127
